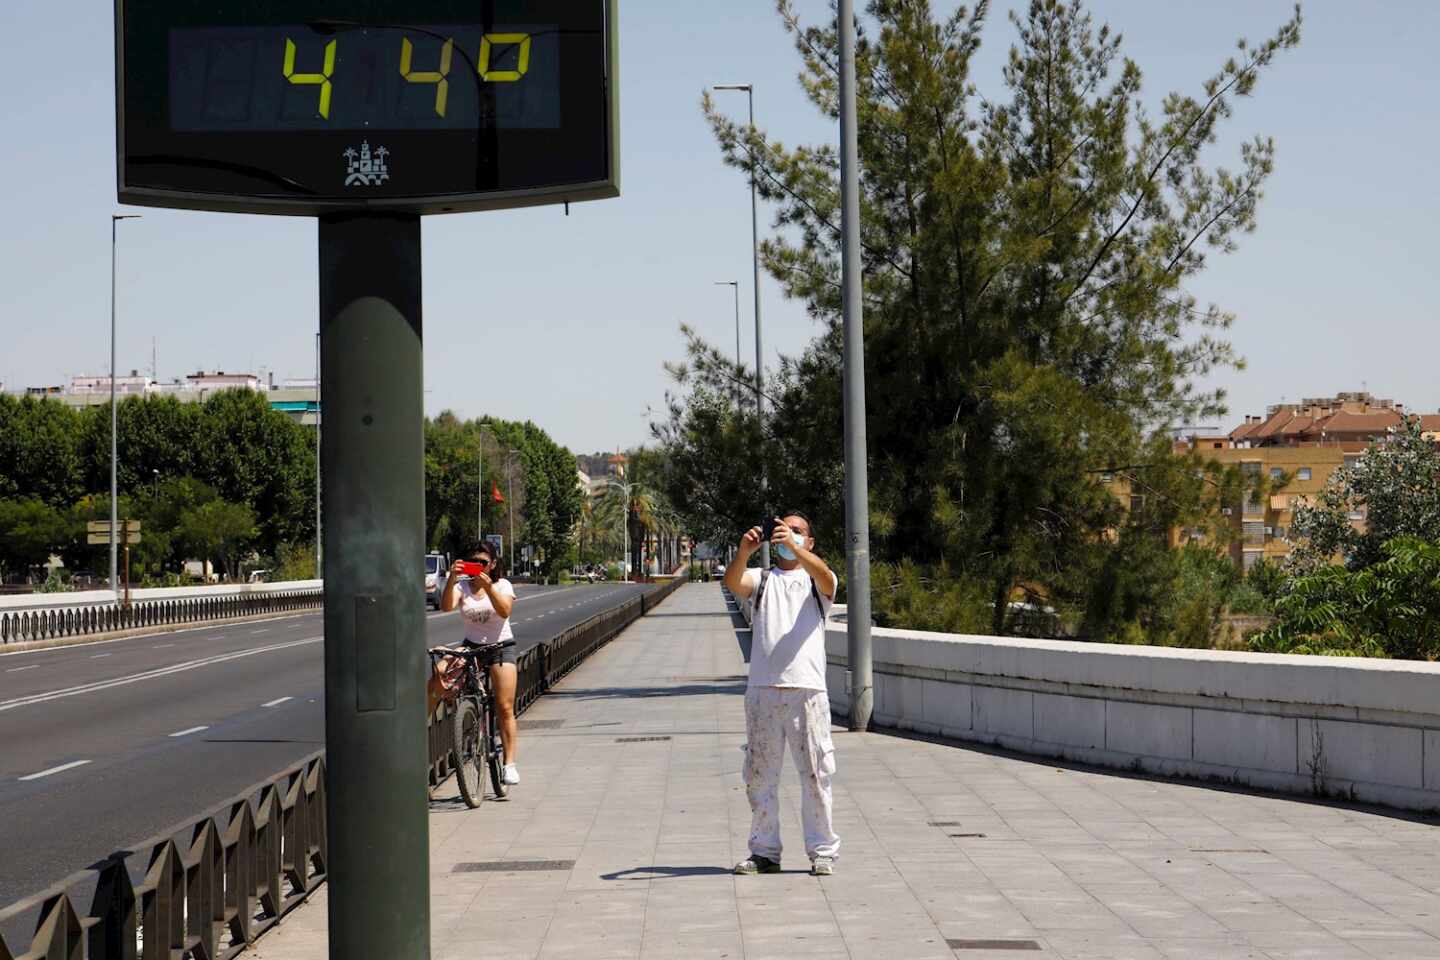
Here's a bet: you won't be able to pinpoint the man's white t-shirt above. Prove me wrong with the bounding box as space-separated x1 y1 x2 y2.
457 578 515 646
742 565 835 691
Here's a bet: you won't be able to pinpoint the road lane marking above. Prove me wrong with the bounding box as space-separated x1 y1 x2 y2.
263 697 293 708
19 760 91 781
153 644 174 649
90 653 112 659
169 725 209 738
251 628 270 635
0 637 322 714
6 665 40 673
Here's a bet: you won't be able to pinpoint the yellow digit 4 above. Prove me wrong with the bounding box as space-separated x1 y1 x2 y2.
283 38 337 119
479 33 531 82
400 37 454 117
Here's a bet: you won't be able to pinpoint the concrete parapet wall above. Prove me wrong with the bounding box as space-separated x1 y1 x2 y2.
823 619 1440 813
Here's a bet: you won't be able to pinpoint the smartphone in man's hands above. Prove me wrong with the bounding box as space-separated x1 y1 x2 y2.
760 518 780 543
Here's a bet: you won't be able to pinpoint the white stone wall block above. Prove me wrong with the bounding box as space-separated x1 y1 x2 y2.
1309 719 1424 790
973 685 1034 740
1034 693 1105 749
1426 731 1440 793
1193 709 1298 774
920 678 972 732
1106 701 1193 761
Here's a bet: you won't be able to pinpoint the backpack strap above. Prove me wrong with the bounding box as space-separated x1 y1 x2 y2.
754 568 770 608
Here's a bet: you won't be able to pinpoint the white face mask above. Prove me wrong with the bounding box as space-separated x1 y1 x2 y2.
775 530 806 561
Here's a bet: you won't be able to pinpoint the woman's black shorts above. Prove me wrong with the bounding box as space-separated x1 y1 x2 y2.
464 640 517 666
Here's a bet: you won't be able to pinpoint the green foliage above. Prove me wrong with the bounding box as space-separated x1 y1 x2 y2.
1252 536 1440 660
274 542 318 582
0 498 69 580
1245 557 1285 603
177 499 258 581
0 395 84 506
658 0 1299 639
424 413 583 580
1287 419 1440 574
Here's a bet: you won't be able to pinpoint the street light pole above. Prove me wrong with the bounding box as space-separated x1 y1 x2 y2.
110 214 141 595
713 280 741 372
838 0 873 732
714 83 769 569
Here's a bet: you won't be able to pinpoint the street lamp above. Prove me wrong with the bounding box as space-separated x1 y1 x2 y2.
713 82 769 568
713 280 741 371
602 478 642 583
110 214 141 594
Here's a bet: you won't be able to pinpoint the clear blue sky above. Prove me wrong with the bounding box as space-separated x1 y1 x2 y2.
1 1 1435 452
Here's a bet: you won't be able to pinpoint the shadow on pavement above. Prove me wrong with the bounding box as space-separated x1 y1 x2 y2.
600 866 733 880
546 681 746 700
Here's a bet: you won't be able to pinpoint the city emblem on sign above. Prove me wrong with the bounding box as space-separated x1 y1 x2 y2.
343 142 390 187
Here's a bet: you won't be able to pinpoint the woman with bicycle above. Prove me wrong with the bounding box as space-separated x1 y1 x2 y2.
440 540 521 786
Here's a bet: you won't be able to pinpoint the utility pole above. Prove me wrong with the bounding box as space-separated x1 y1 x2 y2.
110 214 140 594
838 0 873 732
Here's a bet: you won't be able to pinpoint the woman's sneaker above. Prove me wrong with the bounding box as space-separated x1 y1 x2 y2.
502 764 520 785
811 857 834 876
733 855 781 875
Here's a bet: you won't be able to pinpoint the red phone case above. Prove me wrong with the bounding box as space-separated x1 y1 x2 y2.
458 561 485 577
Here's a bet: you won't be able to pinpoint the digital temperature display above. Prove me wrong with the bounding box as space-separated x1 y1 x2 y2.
117 0 618 215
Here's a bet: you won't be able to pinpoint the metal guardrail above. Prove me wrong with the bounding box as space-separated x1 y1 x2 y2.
0 754 326 960
0 590 324 646
2 578 685 959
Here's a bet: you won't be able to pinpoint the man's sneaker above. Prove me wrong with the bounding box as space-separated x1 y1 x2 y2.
733 855 781 875
502 764 520 785
811 857 834 877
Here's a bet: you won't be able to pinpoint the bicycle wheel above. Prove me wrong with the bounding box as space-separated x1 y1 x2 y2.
487 707 508 800
451 699 485 808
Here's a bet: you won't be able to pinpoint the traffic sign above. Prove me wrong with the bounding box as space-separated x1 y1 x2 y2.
117 0 619 215
484 534 503 556
87 520 141 533
89 532 141 545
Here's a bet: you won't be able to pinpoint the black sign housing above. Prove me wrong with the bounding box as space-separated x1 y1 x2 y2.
117 0 619 215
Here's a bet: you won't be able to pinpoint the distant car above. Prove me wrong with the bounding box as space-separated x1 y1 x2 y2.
247 570 269 584
424 553 448 608
714 564 726 578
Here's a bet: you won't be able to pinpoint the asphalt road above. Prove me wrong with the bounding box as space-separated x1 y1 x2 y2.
0 581 647 908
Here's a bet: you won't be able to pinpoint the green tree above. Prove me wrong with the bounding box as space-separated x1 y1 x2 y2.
0 498 69 582
177 498 258 582
1252 537 1440 660
1286 418 1440 574
0 396 84 506
660 0 1299 636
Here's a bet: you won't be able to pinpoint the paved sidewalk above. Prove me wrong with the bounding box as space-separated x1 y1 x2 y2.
255 583 1440 960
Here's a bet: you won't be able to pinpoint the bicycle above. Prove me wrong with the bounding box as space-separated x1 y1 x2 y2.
428 641 515 808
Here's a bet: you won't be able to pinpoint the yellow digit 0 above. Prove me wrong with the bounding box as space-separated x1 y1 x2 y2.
283 38 337 119
478 33 531 82
400 37 454 117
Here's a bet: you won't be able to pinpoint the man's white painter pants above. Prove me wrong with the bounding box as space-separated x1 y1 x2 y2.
743 686 841 862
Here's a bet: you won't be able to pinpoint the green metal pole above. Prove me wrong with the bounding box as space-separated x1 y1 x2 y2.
319 214 430 959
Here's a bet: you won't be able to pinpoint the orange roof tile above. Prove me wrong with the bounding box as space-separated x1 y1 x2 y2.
1314 410 1403 435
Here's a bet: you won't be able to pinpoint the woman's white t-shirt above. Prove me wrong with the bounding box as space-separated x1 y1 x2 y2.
457 578 515 646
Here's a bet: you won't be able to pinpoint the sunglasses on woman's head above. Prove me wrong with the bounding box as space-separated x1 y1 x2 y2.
470 558 491 568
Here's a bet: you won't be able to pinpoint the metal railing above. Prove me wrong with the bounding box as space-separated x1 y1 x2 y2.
0 755 326 960
2 578 685 959
0 590 323 646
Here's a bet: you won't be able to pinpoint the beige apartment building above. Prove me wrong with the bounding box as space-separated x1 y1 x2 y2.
1172 392 1434 571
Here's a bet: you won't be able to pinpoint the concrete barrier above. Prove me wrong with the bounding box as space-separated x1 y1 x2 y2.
821 613 1440 813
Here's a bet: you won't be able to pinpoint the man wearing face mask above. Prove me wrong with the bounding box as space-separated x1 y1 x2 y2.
723 511 841 877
